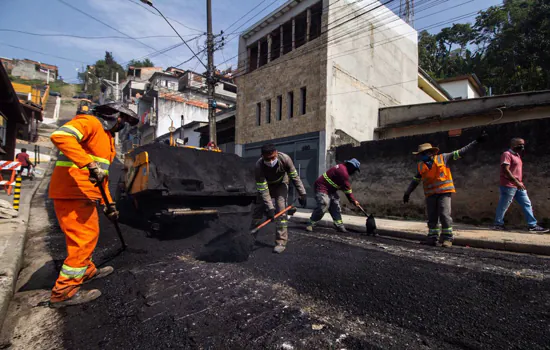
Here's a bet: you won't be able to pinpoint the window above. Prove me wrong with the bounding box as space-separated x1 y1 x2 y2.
256 102 261 126
276 95 282 121
270 29 281 61
295 12 308 48
259 37 268 67
310 2 323 41
249 43 258 72
300 87 307 115
266 99 271 124
223 83 237 93
287 91 294 119
282 21 293 54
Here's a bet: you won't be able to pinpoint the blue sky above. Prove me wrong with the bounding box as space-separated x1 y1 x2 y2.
1 0 502 83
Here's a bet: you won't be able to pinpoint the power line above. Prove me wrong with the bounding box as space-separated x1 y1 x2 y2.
0 29 201 40
126 0 204 33
0 42 88 64
55 0 177 60
223 0 270 33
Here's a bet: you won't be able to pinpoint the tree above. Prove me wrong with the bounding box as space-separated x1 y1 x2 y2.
78 51 127 100
126 58 155 68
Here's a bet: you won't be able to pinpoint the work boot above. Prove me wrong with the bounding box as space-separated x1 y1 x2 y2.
335 225 347 233
84 266 114 284
273 244 286 254
441 240 453 248
50 289 102 308
421 236 438 246
528 225 549 233
305 225 313 232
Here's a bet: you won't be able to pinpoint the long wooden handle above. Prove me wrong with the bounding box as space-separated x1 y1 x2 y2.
251 205 294 234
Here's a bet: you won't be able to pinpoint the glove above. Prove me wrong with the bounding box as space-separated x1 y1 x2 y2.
476 130 488 143
266 208 275 220
88 162 107 185
298 194 307 208
353 200 361 207
103 202 119 221
403 194 410 203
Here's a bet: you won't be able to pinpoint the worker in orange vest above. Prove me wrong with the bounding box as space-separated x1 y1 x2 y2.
403 131 487 247
48 102 138 307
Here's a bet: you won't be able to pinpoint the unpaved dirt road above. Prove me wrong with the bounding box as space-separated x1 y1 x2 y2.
1 165 550 349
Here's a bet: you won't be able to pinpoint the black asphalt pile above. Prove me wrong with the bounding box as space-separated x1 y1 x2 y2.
196 213 255 263
132 143 256 195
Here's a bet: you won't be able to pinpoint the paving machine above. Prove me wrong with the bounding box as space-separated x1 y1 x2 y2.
116 143 257 235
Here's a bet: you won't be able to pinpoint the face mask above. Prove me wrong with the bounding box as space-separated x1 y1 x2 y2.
263 158 278 167
98 114 119 131
421 154 433 162
514 145 525 152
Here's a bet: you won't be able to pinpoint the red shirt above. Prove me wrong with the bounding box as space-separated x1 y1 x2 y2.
16 152 30 167
500 150 522 187
314 164 357 202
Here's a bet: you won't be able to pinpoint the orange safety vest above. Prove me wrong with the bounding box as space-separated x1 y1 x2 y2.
49 114 115 202
417 154 455 197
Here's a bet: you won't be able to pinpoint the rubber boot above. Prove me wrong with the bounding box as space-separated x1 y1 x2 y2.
50 289 102 308
273 245 286 254
335 225 347 233
84 266 114 284
305 225 313 232
421 235 438 246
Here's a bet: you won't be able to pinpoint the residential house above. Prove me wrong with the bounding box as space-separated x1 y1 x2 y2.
121 66 164 110
0 57 14 74
10 58 58 82
0 64 29 159
437 74 485 100
235 0 436 197
194 107 236 153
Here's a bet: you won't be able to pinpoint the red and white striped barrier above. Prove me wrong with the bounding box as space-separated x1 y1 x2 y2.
0 161 21 194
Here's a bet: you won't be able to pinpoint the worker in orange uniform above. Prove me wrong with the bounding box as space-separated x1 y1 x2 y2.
48 102 138 308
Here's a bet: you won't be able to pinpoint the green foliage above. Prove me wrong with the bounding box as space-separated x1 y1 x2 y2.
419 0 550 95
126 58 155 68
79 51 127 99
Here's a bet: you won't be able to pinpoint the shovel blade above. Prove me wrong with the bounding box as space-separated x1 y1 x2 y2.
366 214 377 235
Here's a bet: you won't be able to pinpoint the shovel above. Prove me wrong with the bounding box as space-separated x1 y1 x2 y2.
250 205 298 236
357 204 377 236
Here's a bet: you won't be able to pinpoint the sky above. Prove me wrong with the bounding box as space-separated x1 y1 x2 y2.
1 0 502 83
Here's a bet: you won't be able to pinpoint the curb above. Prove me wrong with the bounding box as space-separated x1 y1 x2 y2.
291 216 550 256
0 161 53 331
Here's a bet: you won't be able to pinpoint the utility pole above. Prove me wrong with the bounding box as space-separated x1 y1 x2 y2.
206 0 217 145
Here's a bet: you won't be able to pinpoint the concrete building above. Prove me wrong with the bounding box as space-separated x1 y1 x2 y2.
438 74 485 100
194 107 236 153
376 90 550 139
0 64 28 159
235 0 435 197
10 59 58 82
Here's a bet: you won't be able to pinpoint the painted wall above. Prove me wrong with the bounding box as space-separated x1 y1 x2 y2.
324 0 425 164
156 98 208 139
335 119 550 227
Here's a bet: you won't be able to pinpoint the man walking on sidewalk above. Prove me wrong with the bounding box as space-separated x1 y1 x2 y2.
403 132 487 247
48 102 138 307
15 148 34 178
252 143 307 254
492 138 548 233
306 159 361 233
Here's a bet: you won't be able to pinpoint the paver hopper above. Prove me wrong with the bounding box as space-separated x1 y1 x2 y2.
116 143 256 235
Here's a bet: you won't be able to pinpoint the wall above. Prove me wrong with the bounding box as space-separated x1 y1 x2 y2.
11 61 56 82
235 34 328 145
439 80 469 99
335 118 550 227
156 98 208 139
324 0 424 156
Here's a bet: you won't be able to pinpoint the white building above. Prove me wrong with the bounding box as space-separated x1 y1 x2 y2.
437 74 485 100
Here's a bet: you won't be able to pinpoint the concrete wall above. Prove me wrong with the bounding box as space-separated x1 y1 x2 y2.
335 118 550 227
324 0 423 154
439 80 480 100
11 61 56 82
157 98 208 139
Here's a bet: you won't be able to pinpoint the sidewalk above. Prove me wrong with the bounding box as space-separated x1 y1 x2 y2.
0 161 52 330
292 209 550 256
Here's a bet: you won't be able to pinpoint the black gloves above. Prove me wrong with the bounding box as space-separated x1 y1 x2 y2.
266 208 275 220
298 194 307 208
476 130 488 143
403 194 410 203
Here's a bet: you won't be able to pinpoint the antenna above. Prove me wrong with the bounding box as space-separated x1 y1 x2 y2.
399 0 414 26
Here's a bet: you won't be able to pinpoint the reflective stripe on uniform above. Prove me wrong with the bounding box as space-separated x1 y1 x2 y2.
59 264 87 279
452 150 461 161
256 181 268 192
343 189 352 194
56 152 111 173
323 173 340 189
289 170 298 179
334 219 343 225
425 180 453 189
428 228 441 236
52 125 84 141
413 176 421 183
277 219 288 228
441 227 453 235
425 185 455 195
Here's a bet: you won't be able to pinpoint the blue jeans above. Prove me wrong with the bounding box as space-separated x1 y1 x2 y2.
494 186 537 227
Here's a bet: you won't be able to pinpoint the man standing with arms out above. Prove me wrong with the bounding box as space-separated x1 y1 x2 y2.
403 132 487 247
253 144 307 254
306 159 362 233
48 102 138 307
15 148 34 178
492 138 548 232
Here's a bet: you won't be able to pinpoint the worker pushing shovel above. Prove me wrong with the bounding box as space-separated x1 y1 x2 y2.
403 130 488 247
48 102 139 308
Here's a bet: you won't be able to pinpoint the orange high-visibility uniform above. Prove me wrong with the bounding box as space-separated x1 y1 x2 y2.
417 154 456 197
49 114 115 302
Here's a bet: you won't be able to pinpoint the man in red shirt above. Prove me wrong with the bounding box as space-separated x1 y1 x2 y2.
493 138 548 232
306 159 361 233
15 148 34 177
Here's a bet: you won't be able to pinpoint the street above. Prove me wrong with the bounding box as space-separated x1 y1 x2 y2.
1 163 549 349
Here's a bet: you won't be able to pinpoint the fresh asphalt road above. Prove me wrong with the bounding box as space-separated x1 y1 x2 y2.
2 188 550 350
